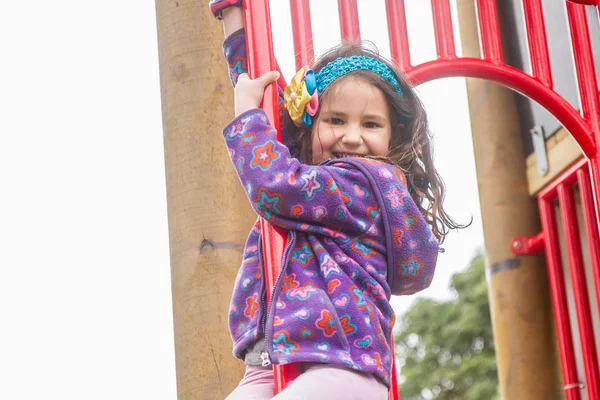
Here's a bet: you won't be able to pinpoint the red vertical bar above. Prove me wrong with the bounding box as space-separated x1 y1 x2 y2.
591 157 600 257
389 337 399 400
539 196 582 400
385 0 411 70
290 0 315 70
522 0 553 87
475 0 504 63
243 0 302 392
577 164 600 337
431 0 456 59
338 0 360 42
243 0 279 134
566 2 600 136
558 183 600 399
566 3 600 235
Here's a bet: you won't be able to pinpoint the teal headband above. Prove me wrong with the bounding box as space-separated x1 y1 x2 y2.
315 55 404 96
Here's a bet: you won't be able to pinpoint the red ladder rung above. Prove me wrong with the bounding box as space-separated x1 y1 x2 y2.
558 184 600 400
431 0 456 59
290 0 315 70
576 166 600 333
475 0 504 63
385 0 411 70
522 0 553 87
338 0 361 42
539 197 582 400
566 2 600 132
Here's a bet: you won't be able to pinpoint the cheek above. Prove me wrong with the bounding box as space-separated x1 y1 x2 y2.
369 128 392 155
311 122 336 153
310 126 321 155
385 128 393 148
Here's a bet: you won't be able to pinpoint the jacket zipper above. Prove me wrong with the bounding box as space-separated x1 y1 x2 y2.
260 231 296 366
256 239 270 366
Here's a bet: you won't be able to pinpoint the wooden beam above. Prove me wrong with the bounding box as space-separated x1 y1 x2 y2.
457 1 564 398
526 127 584 195
155 1 255 399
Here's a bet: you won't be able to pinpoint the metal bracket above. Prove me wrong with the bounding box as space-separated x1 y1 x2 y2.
511 232 545 255
530 125 548 176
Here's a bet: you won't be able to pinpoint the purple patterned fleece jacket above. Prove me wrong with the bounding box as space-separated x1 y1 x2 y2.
222 29 439 387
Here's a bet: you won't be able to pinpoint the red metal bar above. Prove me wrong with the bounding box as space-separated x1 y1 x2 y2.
405 59 595 157
577 164 600 339
290 0 315 70
567 2 600 235
511 232 545 255
539 198 582 400
431 0 456 59
385 0 411 70
522 0 553 87
338 0 360 42
475 0 504 63
591 157 600 247
389 337 399 400
568 0 598 5
539 158 600 308
566 2 600 134
558 184 600 399
243 0 302 392
244 0 279 132
539 158 589 201
274 60 288 93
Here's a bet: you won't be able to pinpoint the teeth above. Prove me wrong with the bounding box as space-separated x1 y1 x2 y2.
334 153 360 158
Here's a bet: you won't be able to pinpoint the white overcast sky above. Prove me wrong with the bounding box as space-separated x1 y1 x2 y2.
0 1 481 399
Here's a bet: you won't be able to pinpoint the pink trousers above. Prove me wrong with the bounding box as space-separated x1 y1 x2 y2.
225 364 388 400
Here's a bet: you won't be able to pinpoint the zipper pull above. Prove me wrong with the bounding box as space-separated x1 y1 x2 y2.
260 351 271 367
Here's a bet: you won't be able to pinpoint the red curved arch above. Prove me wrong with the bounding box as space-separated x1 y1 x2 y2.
568 0 597 5
405 58 597 158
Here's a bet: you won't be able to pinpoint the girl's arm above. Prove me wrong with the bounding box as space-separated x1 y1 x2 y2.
217 5 300 156
224 107 384 239
221 6 244 37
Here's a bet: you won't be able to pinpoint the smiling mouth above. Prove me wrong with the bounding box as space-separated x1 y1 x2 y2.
333 153 364 158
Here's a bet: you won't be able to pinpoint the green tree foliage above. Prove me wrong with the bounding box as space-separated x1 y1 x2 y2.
395 252 500 400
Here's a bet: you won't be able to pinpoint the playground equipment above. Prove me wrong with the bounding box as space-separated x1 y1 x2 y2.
242 0 600 398
513 157 600 400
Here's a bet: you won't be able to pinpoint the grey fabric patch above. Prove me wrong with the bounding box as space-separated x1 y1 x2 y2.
244 339 266 366
489 258 521 276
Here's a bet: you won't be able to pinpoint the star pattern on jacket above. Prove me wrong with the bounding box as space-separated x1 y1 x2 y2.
299 169 322 199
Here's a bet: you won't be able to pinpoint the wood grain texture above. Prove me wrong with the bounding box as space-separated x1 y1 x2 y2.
155 1 254 398
457 1 564 398
526 127 583 195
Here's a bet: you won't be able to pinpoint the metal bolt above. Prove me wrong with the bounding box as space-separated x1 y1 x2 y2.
512 240 522 250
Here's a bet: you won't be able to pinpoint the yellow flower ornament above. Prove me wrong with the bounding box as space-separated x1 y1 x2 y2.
283 66 319 127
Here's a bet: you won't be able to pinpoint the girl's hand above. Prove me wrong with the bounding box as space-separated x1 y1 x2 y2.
234 71 280 116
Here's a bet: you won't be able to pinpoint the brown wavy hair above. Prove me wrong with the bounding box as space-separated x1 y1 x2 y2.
293 41 468 243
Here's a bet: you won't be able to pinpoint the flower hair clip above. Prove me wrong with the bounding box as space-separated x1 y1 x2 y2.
283 66 319 128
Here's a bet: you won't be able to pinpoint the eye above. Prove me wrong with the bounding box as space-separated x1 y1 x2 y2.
327 117 344 125
363 122 380 129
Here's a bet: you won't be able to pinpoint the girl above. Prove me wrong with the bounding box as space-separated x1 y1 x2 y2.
210 1 462 398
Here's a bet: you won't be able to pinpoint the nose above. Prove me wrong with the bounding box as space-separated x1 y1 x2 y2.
341 125 363 145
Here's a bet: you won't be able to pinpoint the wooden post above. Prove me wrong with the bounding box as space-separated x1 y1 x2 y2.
456 1 564 398
155 1 255 399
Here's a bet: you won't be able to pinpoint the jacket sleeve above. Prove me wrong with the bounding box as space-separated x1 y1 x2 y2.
223 29 299 158
223 109 383 239
348 158 440 295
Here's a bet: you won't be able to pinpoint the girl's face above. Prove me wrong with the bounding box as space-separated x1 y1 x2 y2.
311 75 392 163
